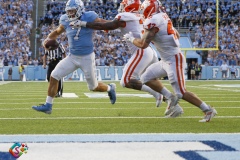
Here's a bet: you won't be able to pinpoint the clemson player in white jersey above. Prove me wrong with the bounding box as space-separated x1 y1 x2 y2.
123 0 217 122
70 0 182 111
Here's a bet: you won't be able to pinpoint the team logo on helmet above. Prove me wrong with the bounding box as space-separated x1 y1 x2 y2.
118 0 141 13
141 0 163 18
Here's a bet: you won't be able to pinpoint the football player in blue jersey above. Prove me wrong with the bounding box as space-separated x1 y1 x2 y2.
69 0 183 118
32 0 116 114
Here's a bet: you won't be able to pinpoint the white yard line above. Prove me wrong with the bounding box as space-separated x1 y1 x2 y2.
0 116 239 120
0 106 239 111
0 100 240 105
185 85 240 92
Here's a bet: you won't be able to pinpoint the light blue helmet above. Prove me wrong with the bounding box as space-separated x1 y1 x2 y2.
65 0 85 21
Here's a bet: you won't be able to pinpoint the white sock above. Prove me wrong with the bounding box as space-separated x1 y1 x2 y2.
160 87 172 99
141 84 159 97
200 102 210 111
107 85 111 92
46 96 53 104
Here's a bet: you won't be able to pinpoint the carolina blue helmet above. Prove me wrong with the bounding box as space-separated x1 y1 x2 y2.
65 0 85 21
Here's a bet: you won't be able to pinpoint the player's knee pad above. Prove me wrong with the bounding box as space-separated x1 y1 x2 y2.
51 69 61 81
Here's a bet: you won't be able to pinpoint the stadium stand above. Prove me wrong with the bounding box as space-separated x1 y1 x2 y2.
0 0 34 66
0 0 239 67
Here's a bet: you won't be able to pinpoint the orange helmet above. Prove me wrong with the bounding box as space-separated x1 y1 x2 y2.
141 0 163 18
118 0 141 13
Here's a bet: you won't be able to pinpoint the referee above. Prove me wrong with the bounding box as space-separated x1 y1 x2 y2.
43 43 66 97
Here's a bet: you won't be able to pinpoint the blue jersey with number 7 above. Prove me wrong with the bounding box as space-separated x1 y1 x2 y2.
60 11 98 56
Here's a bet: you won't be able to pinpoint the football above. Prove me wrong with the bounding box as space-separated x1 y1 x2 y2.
44 39 59 50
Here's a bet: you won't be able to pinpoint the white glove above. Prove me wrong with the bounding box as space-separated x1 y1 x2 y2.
123 32 135 43
69 20 87 28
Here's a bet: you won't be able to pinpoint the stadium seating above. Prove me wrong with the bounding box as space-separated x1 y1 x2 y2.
0 0 239 67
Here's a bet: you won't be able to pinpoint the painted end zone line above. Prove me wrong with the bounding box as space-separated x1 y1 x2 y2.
0 134 239 160
1 133 240 143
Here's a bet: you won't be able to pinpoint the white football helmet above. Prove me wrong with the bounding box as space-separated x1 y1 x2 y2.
118 0 141 13
65 0 85 21
141 0 164 18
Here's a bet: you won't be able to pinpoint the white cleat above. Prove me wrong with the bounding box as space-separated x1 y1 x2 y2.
164 95 179 116
155 93 163 107
199 107 217 122
165 104 184 118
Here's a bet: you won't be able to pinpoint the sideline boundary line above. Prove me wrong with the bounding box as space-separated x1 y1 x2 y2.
1 133 240 143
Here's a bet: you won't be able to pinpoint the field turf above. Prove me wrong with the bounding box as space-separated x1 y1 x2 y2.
0 80 239 134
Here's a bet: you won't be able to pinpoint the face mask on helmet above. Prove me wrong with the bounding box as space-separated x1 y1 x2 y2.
141 0 163 18
118 0 141 13
65 0 85 21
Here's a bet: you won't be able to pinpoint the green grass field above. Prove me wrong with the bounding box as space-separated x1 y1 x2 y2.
0 80 240 134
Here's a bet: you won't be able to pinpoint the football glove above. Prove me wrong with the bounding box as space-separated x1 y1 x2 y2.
69 20 87 28
123 32 134 43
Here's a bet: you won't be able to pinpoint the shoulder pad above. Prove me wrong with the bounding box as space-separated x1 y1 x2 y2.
115 12 141 22
82 11 98 22
84 11 98 17
59 14 68 24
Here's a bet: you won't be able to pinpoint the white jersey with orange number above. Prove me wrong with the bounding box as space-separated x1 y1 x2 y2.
115 12 158 87
143 12 181 62
115 12 143 54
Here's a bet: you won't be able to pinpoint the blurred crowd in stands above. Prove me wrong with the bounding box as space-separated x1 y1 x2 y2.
0 0 239 68
0 0 34 66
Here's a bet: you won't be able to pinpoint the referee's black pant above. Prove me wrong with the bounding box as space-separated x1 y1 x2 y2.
47 60 63 96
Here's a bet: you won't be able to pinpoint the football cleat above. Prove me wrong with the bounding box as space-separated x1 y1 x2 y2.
155 93 163 107
108 83 116 104
199 107 217 122
32 103 52 114
164 95 179 116
165 104 184 118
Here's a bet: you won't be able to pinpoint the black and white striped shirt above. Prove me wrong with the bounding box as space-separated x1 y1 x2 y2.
45 43 65 61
